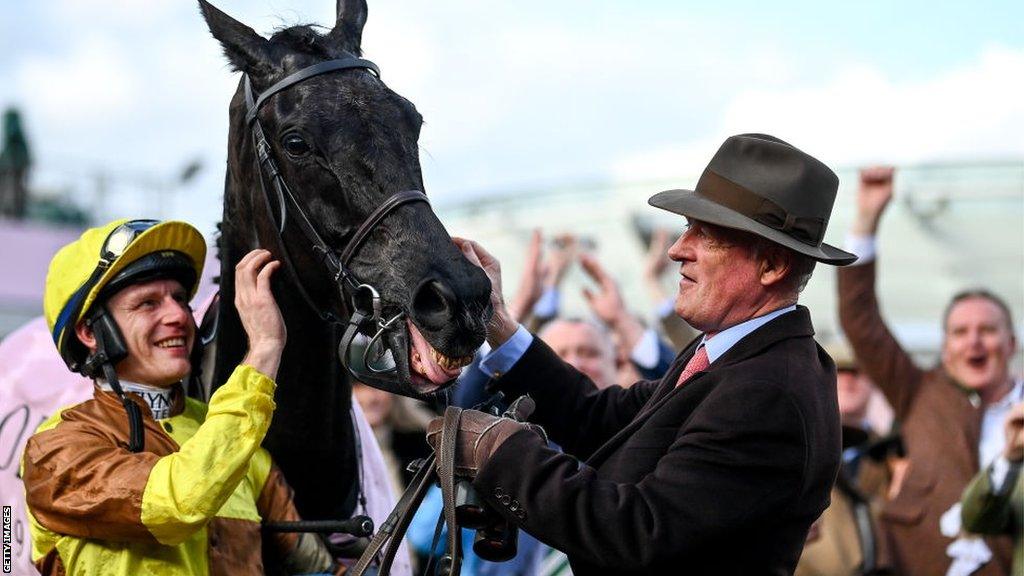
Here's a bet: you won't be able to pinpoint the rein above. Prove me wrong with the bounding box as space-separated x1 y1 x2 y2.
352 395 535 576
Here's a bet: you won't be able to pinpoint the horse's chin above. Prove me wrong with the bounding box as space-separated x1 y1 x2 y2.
407 319 473 393
408 373 448 395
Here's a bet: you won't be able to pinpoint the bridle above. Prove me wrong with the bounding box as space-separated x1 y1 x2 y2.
242 56 431 396
244 55 520 576
243 59 428 554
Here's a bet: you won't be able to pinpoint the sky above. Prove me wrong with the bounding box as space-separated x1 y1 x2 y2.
1 0 1022 239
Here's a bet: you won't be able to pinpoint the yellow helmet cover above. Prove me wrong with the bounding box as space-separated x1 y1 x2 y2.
44 219 207 370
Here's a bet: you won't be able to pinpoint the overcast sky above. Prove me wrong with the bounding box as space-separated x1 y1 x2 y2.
1 0 1021 238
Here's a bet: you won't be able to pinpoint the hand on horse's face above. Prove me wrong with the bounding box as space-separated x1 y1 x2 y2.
235 249 286 379
452 238 517 347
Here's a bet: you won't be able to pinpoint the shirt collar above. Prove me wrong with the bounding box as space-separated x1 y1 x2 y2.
700 305 797 364
97 378 180 420
988 379 1024 411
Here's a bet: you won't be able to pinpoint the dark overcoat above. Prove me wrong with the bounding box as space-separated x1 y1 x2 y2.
474 306 841 575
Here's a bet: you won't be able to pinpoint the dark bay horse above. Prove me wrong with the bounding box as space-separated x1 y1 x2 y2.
199 0 491 526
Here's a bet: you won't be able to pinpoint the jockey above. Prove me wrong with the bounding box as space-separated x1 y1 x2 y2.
22 218 337 575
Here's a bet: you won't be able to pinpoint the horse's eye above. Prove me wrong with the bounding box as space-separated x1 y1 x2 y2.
281 133 311 157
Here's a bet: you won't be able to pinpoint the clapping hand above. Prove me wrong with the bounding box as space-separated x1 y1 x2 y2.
507 229 544 323
642 228 673 302
580 253 644 351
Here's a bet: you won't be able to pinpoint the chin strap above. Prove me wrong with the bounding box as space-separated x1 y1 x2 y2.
101 362 145 453
83 322 145 454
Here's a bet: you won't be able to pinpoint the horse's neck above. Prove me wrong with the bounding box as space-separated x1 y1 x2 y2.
214 186 358 522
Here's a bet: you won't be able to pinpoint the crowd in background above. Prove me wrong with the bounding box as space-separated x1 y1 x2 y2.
353 166 1023 576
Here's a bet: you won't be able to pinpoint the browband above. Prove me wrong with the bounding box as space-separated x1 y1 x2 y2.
245 58 380 125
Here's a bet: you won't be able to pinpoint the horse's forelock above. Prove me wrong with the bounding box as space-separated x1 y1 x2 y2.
270 25 343 60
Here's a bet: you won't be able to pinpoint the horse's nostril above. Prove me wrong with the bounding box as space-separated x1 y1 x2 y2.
411 279 456 330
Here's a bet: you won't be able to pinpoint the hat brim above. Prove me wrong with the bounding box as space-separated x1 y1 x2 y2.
648 189 857 266
77 220 207 324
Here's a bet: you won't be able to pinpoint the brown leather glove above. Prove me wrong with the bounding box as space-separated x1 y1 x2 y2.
426 409 544 478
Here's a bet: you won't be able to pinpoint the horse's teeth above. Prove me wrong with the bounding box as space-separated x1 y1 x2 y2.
426 346 473 371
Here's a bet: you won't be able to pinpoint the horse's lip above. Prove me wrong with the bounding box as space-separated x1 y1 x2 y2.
408 372 447 394
406 319 467 386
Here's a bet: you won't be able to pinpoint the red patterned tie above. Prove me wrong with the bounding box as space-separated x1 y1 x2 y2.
675 345 710 387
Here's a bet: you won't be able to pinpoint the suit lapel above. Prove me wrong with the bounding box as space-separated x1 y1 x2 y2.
586 371 716 467
584 307 816 468
585 344 694 466
645 338 701 405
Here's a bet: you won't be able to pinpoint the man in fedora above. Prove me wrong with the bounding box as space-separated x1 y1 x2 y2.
427 133 856 574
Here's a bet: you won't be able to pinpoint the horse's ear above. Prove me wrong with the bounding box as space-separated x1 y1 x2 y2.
327 0 368 55
198 0 278 79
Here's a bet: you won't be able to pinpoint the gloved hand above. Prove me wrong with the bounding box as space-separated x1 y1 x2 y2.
426 409 545 478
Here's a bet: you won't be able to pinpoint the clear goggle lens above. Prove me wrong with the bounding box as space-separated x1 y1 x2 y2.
101 219 159 265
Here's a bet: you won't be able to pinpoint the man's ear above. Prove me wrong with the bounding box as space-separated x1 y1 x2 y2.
758 247 792 288
74 321 98 353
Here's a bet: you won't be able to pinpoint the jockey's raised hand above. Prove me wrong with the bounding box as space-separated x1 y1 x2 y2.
235 249 286 380
453 237 518 347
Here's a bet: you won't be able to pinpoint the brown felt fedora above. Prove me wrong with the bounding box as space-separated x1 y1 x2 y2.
649 133 856 266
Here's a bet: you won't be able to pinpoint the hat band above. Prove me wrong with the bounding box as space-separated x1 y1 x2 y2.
695 170 825 247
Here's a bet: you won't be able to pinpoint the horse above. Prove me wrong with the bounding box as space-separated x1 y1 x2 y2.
198 0 492 541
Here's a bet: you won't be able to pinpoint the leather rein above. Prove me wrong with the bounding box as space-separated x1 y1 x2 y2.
352 395 534 576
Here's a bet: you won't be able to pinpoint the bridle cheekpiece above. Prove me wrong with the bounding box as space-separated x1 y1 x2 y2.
242 56 436 398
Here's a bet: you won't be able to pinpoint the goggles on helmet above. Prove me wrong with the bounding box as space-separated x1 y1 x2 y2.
50 220 161 351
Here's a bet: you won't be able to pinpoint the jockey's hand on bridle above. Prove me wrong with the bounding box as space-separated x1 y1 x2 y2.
426 409 546 479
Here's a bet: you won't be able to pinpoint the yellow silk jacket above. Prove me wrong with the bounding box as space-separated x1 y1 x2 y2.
22 365 313 576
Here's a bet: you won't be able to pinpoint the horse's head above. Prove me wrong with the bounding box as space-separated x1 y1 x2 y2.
201 0 491 397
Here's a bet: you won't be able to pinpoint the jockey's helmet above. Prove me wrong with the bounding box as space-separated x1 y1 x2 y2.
44 219 206 375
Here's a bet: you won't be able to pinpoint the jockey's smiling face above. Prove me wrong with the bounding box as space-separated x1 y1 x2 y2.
77 279 196 387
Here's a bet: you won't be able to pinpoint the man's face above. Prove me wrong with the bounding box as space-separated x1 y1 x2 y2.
541 321 617 389
836 369 872 425
101 279 195 387
666 220 765 334
942 297 1015 393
